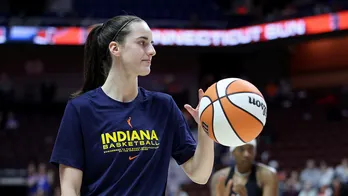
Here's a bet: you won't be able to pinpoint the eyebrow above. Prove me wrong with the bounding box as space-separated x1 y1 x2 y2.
137 36 154 43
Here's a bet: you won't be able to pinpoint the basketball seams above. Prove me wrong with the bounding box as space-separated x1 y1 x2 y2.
217 78 237 98
226 80 263 98
217 98 246 144
217 80 246 143
227 91 264 99
225 80 237 96
225 96 264 126
199 95 213 116
208 92 264 106
211 84 219 143
210 103 218 143
199 95 218 143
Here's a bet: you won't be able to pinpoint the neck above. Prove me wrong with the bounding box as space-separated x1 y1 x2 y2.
235 164 252 175
102 67 138 102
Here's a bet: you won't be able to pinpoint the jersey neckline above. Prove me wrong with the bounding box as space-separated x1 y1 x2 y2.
97 86 143 107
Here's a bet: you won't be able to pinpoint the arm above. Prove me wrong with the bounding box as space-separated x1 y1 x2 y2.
169 90 214 185
50 101 85 195
180 89 215 184
261 168 279 196
181 125 214 184
60 164 83 196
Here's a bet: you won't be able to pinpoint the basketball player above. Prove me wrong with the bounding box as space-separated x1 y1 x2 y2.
210 140 278 196
49 15 215 195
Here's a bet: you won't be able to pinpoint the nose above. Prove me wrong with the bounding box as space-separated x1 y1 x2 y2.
243 150 251 158
147 44 156 57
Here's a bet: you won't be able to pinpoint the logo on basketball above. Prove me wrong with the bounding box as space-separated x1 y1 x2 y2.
248 96 267 117
202 122 209 134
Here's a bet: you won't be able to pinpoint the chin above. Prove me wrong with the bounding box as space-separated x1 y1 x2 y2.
138 68 151 76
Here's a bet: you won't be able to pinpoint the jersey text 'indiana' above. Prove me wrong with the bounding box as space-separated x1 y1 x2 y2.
101 130 160 153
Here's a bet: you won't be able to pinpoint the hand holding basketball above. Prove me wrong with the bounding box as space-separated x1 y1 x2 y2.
184 89 205 124
199 78 267 147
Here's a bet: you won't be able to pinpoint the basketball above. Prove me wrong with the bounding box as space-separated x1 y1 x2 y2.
199 78 267 147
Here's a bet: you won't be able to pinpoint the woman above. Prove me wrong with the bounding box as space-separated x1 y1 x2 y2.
50 15 214 196
27 162 38 196
211 140 278 196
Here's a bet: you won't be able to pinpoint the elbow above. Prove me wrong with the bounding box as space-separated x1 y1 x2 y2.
189 173 211 185
183 158 213 185
193 177 209 185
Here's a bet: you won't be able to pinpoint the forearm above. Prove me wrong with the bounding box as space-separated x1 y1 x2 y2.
187 125 215 184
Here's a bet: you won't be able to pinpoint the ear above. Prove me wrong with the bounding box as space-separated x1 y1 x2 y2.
108 41 121 57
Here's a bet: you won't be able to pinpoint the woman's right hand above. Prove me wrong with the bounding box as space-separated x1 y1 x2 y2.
215 175 234 196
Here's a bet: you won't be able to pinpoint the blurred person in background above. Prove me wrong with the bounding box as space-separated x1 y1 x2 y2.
166 157 191 196
300 159 320 187
49 14 214 196
210 140 279 196
318 161 335 188
332 175 348 196
27 162 38 196
36 163 52 196
335 158 348 183
298 181 317 196
284 170 302 194
317 184 333 196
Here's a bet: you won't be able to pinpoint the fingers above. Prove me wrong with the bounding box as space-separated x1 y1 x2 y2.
216 175 230 196
240 187 247 196
184 104 195 114
184 104 192 110
241 190 247 196
198 89 204 100
232 185 247 196
215 175 225 196
226 179 233 191
185 89 204 111
195 89 204 110
216 175 226 188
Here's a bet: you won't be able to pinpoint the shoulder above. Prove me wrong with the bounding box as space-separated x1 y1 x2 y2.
213 167 231 177
69 93 91 106
210 167 231 185
67 88 99 111
256 162 277 176
141 87 173 102
140 87 176 108
256 163 278 185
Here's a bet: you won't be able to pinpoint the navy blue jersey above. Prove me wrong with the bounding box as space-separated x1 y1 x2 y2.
50 87 197 196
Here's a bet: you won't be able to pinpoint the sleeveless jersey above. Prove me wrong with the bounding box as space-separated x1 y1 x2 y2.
225 162 263 196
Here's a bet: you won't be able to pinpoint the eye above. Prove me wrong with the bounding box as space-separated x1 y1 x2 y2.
139 41 146 45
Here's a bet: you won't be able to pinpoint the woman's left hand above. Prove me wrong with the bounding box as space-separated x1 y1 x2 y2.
184 89 204 124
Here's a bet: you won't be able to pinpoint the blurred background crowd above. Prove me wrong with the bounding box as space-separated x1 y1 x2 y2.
1 0 348 195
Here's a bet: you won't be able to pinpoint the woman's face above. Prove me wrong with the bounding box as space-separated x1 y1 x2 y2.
117 21 156 77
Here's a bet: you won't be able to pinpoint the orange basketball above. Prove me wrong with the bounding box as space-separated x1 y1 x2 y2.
198 78 267 147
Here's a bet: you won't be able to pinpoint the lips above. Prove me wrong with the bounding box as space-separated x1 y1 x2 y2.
142 59 152 64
